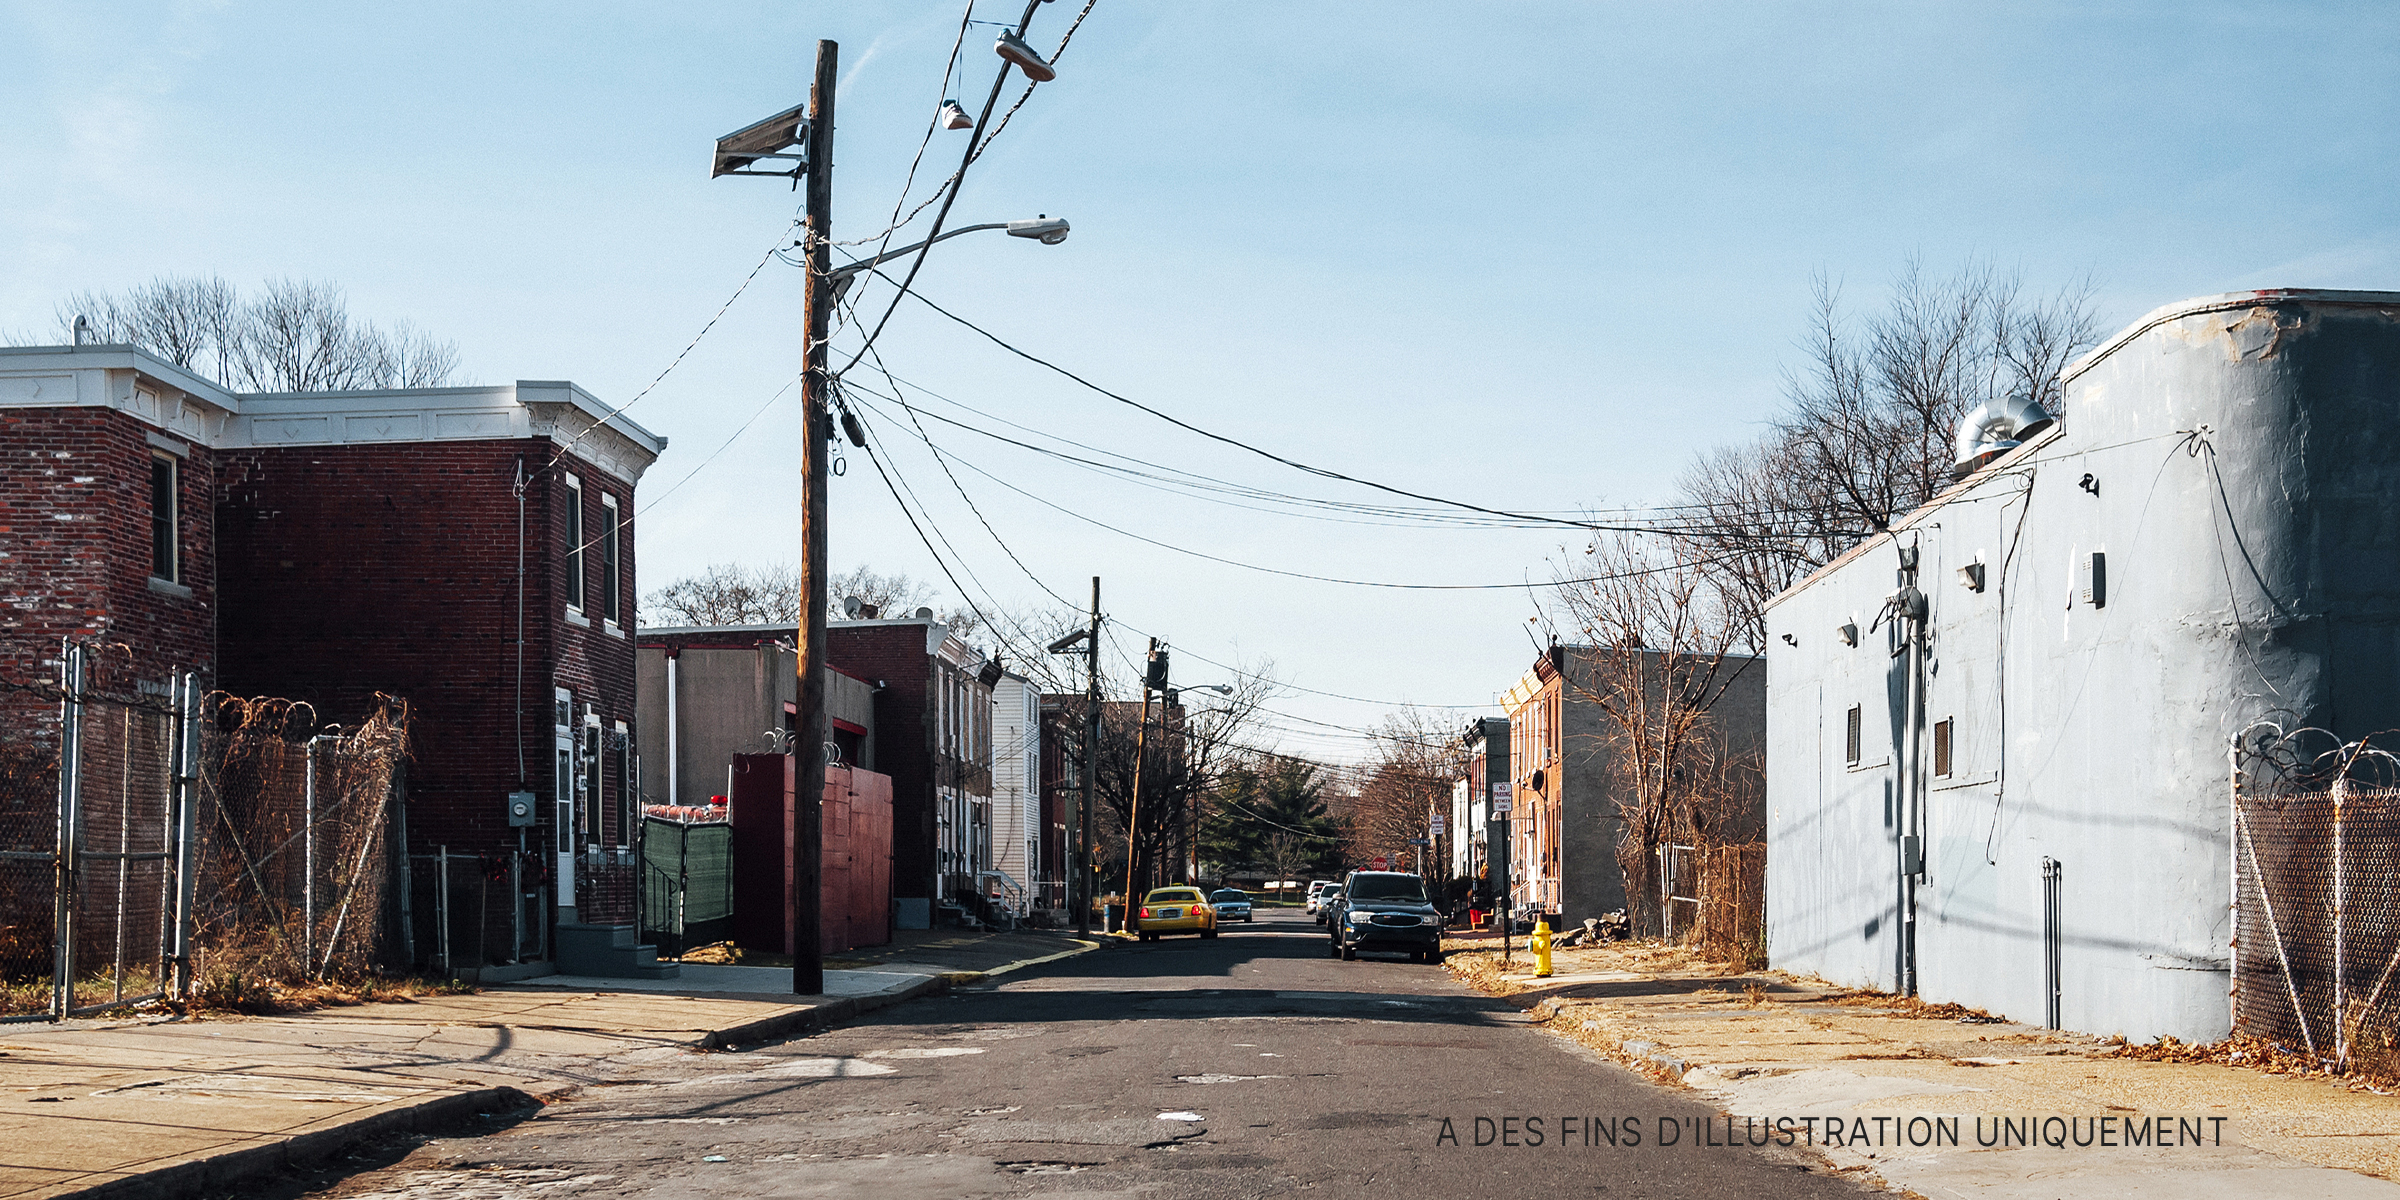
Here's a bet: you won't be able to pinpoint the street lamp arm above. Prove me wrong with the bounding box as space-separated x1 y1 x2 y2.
828 223 1009 284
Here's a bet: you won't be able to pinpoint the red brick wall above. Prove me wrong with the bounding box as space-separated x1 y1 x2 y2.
214 439 641 877
829 624 939 899
0 407 215 739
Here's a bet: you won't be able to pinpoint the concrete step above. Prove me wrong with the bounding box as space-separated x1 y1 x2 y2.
556 922 680 979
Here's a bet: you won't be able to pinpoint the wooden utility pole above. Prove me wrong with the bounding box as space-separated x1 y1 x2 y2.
1124 637 1159 931
1076 577 1100 940
790 39 837 996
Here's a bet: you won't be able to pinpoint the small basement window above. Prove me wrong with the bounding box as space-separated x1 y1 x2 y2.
149 453 178 583
1933 718 1953 778
1845 705 1862 765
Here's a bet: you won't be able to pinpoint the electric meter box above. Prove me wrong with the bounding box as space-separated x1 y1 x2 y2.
506 790 538 828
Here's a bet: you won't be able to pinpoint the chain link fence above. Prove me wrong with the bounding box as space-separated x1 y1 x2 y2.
2234 725 2400 1079
191 695 408 993
0 640 413 1019
0 743 58 1016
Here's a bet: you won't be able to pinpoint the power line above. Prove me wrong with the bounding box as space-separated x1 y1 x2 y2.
833 0 1049 379
885 285 1729 537
846 388 1756 590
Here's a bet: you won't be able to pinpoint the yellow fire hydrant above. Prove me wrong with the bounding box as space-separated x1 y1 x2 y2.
1531 917 1554 978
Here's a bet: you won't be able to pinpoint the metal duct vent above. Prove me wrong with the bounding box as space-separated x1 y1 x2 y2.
1950 394 2056 479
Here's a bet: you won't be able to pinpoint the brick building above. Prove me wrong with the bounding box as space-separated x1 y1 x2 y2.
1498 644 1763 928
0 344 666 976
0 349 232 730
825 615 995 924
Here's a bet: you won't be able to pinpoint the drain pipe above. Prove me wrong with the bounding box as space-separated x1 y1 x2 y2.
513 458 529 787
1896 545 1929 997
666 648 680 807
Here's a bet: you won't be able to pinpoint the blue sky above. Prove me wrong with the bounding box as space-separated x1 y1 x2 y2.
5 2 2395 760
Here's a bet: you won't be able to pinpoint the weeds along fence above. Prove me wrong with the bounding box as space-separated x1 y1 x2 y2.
0 643 187 1021
1654 841 1765 967
2233 725 2400 1079
192 694 410 993
0 643 410 1020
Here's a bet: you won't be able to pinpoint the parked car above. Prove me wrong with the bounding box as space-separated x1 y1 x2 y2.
1135 886 1218 941
1209 888 1254 922
1304 879 1336 917
1314 885 1342 925
1325 871 1443 963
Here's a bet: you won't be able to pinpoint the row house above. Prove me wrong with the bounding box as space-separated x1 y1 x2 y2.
1497 644 1763 928
0 343 667 978
1448 716 1508 897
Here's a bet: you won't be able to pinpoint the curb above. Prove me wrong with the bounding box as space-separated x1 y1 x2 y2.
697 974 948 1049
56 1085 538 1200
699 937 1097 1047
46 938 1107 1200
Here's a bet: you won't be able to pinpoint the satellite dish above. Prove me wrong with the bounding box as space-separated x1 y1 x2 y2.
842 595 864 619
913 607 936 620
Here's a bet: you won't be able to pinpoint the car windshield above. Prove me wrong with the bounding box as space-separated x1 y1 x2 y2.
1346 875 1428 902
1212 890 1246 901
1148 889 1202 902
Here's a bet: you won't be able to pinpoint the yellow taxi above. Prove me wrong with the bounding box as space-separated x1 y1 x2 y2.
1134 886 1219 941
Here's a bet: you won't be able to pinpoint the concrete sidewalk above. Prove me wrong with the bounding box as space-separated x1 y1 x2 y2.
0 930 1098 1200
1445 934 2400 1200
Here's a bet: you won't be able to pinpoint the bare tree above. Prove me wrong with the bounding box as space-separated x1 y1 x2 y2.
643 561 1000 634
1089 670 1274 897
1341 707 1468 877
1674 260 2101 647
47 275 459 392
1548 530 1761 935
643 562 802 626
828 566 938 617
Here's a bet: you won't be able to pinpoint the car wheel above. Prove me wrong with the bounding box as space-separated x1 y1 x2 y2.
1341 943 1358 961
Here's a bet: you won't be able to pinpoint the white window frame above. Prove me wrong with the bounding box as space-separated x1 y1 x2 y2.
562 472 586 618
600 492 622 632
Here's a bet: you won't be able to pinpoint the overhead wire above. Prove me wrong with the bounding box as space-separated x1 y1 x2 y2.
883 282 1751 537
832 0 1049 380
844 386 1758 590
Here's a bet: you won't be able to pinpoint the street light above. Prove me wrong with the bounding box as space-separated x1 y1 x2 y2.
825 216 1070 305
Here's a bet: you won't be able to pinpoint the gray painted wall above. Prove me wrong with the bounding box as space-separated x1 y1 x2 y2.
1764 289 2400 1041
634 638 874 808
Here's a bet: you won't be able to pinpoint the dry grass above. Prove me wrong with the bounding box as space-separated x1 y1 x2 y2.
1821 990 2001 1022
181 968 472 1015
2106 1032 2400 1093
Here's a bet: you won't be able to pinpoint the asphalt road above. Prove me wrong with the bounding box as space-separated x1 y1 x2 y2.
310 908 1877 1199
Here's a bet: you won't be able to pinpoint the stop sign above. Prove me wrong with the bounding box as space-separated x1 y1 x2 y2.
1371 855 1388 870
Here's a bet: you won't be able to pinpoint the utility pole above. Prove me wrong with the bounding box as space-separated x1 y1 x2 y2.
1078 577 1100 940
788 40 838 995
1124 638 1162 931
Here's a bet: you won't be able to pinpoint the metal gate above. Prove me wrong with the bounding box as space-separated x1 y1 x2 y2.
0 643 197 1022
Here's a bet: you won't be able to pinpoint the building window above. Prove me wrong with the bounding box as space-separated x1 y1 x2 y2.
563 474 585 611
584 714 604 845
1845 705 1863 765
150 453 178 582
600 493 621 625
1933 718 1953 778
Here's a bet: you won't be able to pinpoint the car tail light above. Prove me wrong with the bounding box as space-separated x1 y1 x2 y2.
1140 907 1154 919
